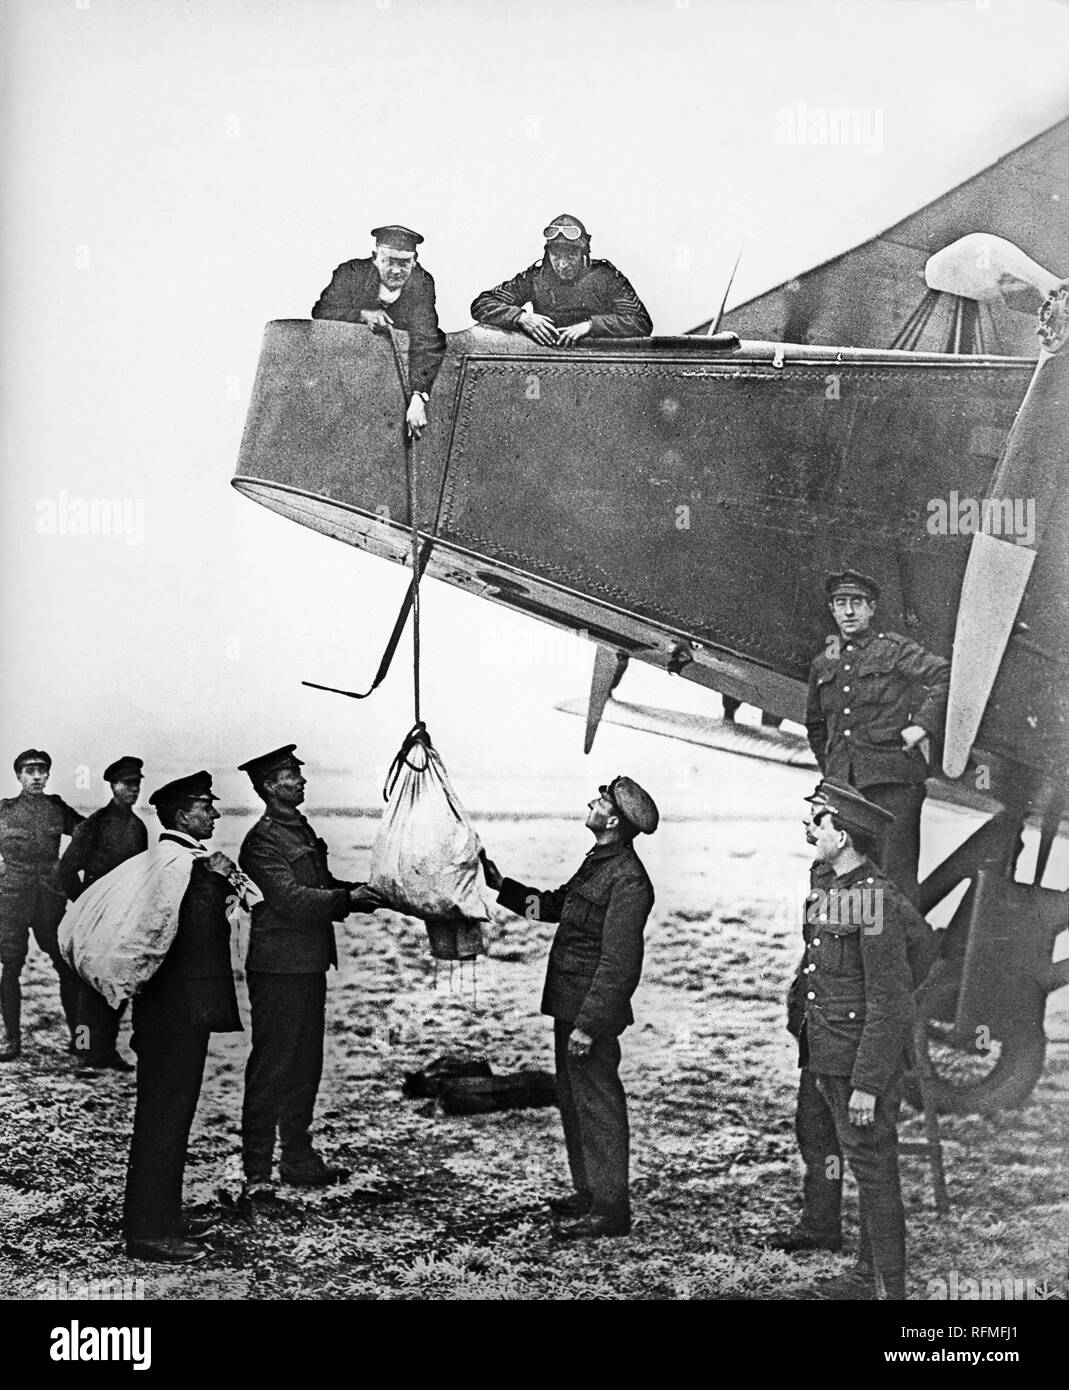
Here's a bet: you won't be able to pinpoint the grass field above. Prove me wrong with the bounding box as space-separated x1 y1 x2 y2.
2 811 1067 1302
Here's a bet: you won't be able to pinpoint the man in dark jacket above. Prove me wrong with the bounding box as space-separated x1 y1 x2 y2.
0 749 84 1061
481 775 658 1240
311 223 446 438
123 772 241 1265
237 746 385 1195
770 780 922 1300
59 755 147 1072
805 569 950 901
471 214 653 346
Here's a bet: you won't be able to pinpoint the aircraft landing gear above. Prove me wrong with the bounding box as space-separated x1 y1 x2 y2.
902 799 1068 1115
903 968 1049 1114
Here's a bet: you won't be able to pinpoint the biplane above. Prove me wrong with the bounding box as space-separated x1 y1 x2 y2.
233 117 1069 1115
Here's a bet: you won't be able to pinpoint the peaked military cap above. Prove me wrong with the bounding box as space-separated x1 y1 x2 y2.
14 748 51 773
806 778 894 840
237 744 304 784
149 771 218 808
371 224 423 253
104 755 144 784
825 569 881 602
601 775 659 834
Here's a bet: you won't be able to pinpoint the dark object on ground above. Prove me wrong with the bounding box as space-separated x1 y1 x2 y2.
124 1235 206 1265
552 1213 631 1240
438 1069 558 1115
402 1054 494 1099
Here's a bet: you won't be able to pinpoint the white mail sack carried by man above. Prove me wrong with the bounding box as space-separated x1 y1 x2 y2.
370 728 490 930
58 839 260 1009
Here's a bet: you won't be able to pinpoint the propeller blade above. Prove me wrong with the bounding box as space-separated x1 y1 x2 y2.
943 309 1069 777
942 534 1036 778
584 646 629 754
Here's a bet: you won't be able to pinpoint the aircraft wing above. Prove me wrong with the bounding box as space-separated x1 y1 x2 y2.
695 117 1069 355
233 320 1069 812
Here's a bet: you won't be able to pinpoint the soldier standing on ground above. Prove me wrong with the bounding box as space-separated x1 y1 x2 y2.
122 772 241 1266
237 746 386 1198
58 755 147 1072
0 750 84 1061
481 776 658 1241
768 780 923 1301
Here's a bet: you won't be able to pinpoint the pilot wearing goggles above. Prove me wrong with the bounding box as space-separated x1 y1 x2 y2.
471 213 652 346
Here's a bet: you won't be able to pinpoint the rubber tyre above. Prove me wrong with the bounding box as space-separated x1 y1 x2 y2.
903 975 1048 1115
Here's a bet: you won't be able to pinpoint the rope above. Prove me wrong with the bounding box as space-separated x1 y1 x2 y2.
382 721 432 802
302 322 427 707
383 323 422 727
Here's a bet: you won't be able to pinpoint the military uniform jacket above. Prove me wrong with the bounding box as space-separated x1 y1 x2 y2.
239 810 354 974
805 628 950 789
133 848 241 1035
471 259 653 338
57 802 148 900
498 841 654 1037
788 859 918 1096
311 259 446 394
0 793 83 897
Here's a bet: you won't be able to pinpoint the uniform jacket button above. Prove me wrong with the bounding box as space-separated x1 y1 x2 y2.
848 1011 856 1019
812 937 821 946
843 685 850 692
844 730 851 737
807 992 816 1000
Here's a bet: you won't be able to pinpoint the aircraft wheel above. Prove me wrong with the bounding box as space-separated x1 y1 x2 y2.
902 975 1048 1115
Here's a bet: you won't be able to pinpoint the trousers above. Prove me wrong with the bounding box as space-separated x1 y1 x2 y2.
0 885 81 1042
75 980 126 1062
806 1070 906 1287
123 1028 210 1239
553 1019 630 1222
242 971 327 1178
865 782 925 904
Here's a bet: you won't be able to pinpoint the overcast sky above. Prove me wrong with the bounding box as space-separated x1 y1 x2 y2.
2 0 1068 811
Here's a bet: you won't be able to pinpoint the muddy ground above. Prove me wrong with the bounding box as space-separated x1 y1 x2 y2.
2 811 1067 1302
